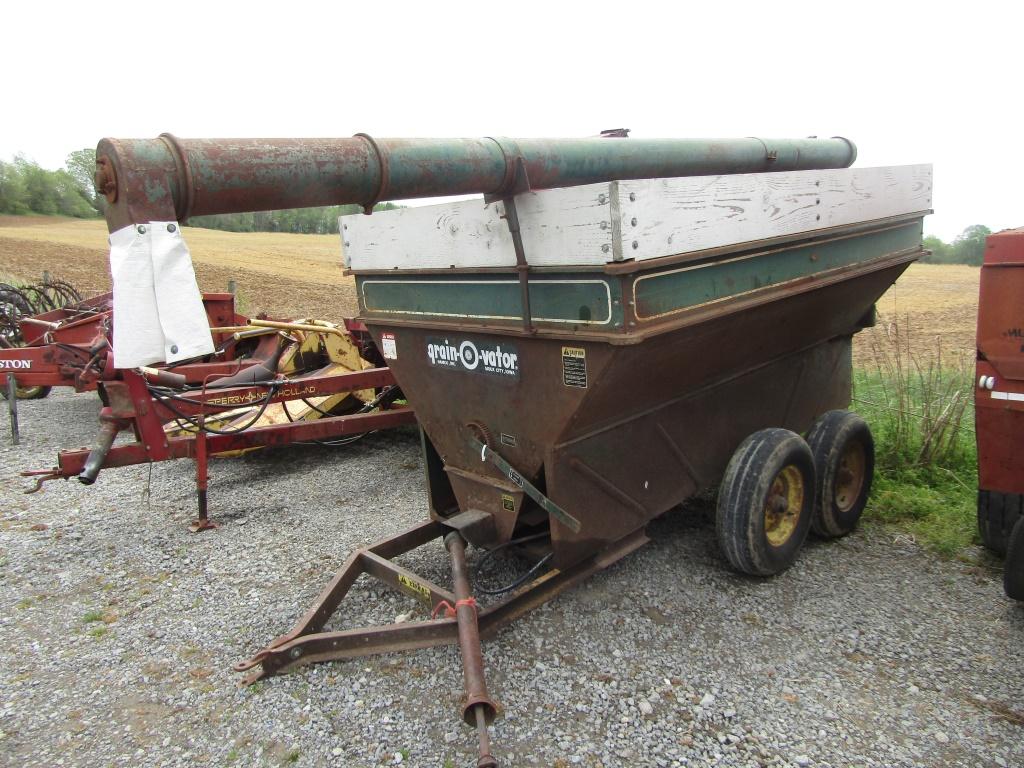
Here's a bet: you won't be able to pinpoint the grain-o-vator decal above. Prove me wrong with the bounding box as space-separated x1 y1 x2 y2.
426 337 520 378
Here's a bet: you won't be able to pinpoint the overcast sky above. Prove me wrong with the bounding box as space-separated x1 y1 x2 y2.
3 1 1019 240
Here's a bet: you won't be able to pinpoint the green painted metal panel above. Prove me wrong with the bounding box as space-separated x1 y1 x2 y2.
359 277 620 326
633 223 922 320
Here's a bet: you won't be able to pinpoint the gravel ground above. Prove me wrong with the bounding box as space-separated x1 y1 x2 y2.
1 390 1022 768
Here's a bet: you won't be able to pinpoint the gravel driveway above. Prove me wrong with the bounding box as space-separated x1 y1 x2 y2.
1 390 1021 768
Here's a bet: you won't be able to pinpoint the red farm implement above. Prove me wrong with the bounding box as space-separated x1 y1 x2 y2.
975 226 1024 600
5 288 415 529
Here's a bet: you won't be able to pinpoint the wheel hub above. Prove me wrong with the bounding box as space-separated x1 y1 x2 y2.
764 465 804 547
835 443 866 512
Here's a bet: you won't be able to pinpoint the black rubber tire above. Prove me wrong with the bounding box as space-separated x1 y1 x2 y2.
1005 516 1024 601
16 385 52 400
978 489 1023 557
805 410 875 538
716 428 815 576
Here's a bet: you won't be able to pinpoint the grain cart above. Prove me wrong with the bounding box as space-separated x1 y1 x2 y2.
93 134 931 765
975 226 1024 599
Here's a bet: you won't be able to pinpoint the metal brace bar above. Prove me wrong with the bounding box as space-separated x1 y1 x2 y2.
469 436 582 533
489 156 535 334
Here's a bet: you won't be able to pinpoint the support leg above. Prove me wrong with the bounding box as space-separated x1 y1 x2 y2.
6 374 18 446
190 415 218 532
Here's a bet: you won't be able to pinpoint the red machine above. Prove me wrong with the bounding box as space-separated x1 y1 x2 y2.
975 227 1024 599
1 291 247 394
5 290 415 530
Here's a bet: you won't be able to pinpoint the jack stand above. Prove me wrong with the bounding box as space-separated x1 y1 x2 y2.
189 414 218 532
6 374 19 446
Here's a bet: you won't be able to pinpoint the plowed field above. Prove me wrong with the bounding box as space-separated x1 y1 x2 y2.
0 216 357 320
0 215 979 363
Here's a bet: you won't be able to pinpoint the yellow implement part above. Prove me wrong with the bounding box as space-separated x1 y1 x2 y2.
164 318 379 457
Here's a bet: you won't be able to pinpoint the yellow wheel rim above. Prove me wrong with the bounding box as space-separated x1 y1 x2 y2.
764 465 804 547
835 442 866 512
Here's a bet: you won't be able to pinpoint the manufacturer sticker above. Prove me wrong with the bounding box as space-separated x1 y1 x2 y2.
499 433 517 447
0 359 32 370
561 346 587 388
381 333 397 360
397 573 431 603
426 337 519 379
207 385 316 407
501 494 515 512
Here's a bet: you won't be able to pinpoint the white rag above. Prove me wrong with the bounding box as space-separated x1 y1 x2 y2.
108 222 215 368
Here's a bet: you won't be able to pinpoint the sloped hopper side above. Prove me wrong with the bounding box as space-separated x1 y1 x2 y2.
360 220 922 570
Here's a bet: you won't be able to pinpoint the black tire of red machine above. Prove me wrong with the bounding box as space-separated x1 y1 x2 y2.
1 384 52 401
1004 516 1024 601
716 428 816 577
977 489 1024 557
805 410 875 539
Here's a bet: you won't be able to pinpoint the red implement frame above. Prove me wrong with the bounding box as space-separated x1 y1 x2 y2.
14 293 417 527
1 292 249 392
23 365 415 526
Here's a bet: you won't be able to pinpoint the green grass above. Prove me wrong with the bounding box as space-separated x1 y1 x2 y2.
852 323 977 555
82 609 104 623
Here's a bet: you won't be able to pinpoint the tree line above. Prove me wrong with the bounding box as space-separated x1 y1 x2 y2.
922 225 991 266
0 151 100 218
188 202 400 235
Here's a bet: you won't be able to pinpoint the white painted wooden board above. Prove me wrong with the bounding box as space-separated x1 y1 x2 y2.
341 186 613 269
341 164 932 271
618 164 932 263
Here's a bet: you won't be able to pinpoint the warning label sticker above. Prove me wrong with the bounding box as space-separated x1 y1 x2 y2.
562 346 587 388
501 494 515 512
381 333 397 360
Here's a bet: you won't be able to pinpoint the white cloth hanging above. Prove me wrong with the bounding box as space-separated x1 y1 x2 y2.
109 222 214 368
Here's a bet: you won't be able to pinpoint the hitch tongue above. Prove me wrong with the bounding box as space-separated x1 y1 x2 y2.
78 415 122 485
444 532 499 768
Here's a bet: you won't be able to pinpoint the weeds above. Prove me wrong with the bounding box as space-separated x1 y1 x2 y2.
853 319 977 554
82 610 104 623
858 319 973 468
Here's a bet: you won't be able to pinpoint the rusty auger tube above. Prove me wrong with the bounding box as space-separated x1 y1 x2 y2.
95 135 858 232
444 532 499 768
